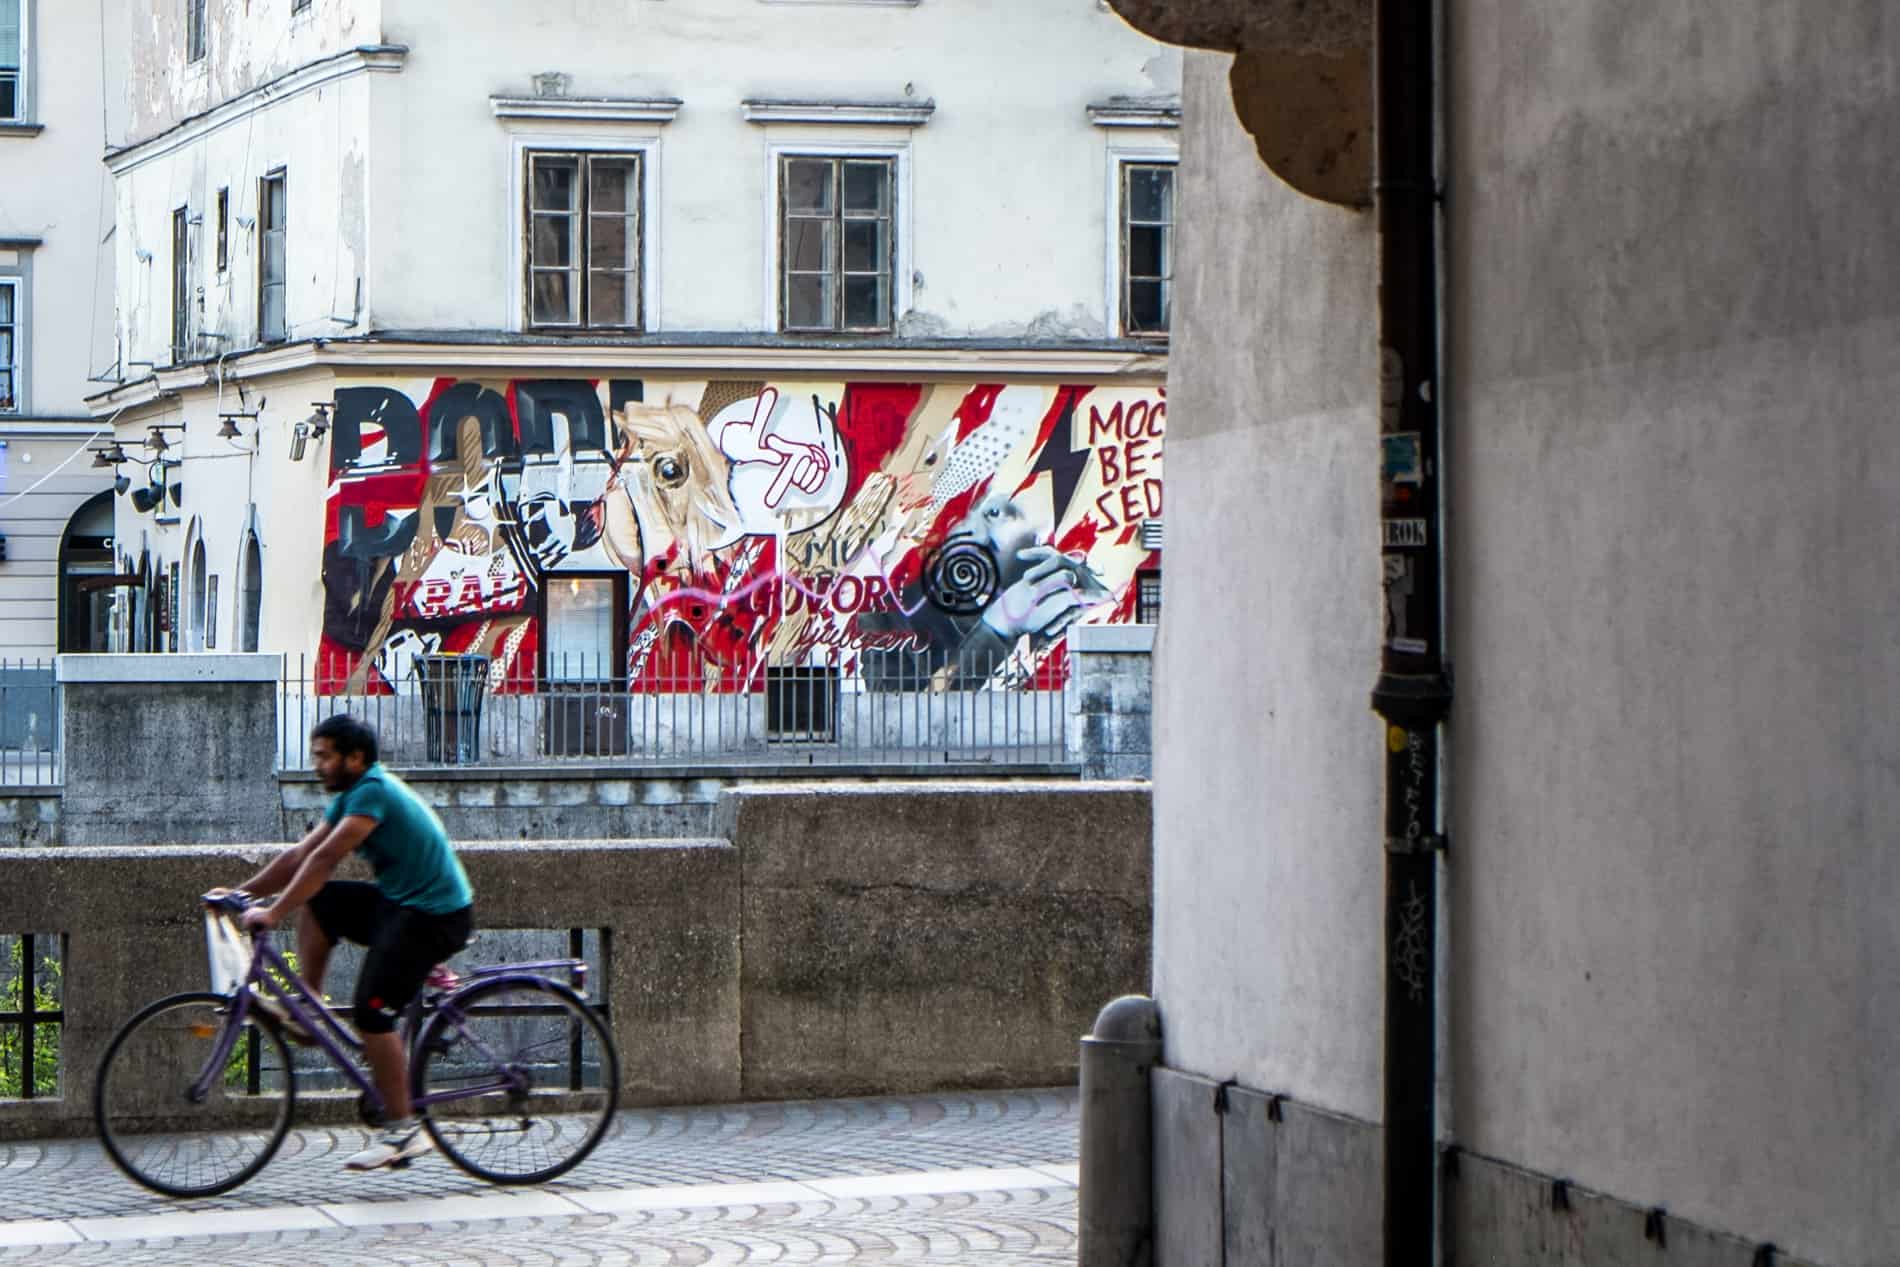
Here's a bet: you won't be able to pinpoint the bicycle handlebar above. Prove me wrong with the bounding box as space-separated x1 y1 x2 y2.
201 889 263 915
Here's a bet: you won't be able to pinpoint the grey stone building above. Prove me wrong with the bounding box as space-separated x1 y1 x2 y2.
1107 1 1898 1264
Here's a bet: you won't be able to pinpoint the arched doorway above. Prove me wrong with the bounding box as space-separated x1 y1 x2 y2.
57 493 116 653
239 531 263 652
188 537 207 650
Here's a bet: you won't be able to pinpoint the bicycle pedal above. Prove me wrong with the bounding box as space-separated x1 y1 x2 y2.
387 1157 412 1170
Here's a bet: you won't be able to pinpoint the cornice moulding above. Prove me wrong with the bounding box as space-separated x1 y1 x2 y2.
741 99 936 126
489 96 683 124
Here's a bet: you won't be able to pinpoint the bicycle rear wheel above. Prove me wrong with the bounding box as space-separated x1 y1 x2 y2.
412 977 618 1184
94 991 297 1198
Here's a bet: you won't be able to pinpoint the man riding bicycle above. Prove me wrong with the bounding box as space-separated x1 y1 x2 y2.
219 714 474 1171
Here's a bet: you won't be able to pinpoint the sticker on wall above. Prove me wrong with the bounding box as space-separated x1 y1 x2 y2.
1382 553 1427 655
1382 519 1428 549
1381 432 1424 486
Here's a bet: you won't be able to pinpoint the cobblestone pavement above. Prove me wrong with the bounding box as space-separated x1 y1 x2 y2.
0 1089 1079 1265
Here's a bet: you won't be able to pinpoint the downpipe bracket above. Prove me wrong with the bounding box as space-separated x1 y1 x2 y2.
1370 671 1453 729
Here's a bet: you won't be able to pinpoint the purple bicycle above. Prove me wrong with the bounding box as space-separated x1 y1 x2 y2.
92 892 619 1198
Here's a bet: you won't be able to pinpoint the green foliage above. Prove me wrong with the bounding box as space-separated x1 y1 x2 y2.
223 948 307 1092
0 938 60 1099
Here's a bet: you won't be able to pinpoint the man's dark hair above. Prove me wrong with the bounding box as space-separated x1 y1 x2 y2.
311 714 379 764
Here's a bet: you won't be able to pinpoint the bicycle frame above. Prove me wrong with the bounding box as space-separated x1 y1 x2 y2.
190 916 593 1117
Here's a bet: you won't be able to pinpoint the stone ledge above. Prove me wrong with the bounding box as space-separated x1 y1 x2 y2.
56 653 284 683
1072 625 1156 654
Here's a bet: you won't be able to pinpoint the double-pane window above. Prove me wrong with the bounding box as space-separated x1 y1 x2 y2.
186 0 206 62
1122 163 1175 337
258 171 287 343
0 0 22 121
0 280 17 412
781 156 894 333
527 151 642 330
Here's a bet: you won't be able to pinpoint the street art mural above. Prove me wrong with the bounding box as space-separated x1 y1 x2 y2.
318 377 1165 693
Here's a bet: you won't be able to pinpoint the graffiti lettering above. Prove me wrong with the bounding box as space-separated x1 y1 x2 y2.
516 379 608 456
332 387 424 474
427 381 516 463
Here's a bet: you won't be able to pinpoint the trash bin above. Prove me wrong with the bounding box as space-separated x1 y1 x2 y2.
414 653 490 765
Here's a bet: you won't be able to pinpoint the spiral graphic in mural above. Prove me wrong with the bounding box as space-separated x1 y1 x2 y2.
923 540 1001 615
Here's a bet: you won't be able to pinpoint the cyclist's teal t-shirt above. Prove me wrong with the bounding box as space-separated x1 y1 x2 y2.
324 763 473 915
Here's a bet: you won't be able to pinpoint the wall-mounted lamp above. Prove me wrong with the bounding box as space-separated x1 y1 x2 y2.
288 403 333 463
146 424 184 455
113 473 132 496
217 410 257 441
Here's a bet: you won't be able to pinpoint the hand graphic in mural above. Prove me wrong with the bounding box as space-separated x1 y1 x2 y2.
982 544 1111 640
709 387 848 532
758 432 831 507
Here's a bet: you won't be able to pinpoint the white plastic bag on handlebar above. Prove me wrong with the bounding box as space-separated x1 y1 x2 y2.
204 909 253 996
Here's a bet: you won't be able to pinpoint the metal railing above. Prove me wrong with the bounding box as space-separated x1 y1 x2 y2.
0 660 59 788
278 649 1071 771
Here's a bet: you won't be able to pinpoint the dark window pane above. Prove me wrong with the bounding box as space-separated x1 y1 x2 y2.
841 161 889 214
842 219 884 274
532 212 575 268
1128 280 1166 333
532 270 577 324
785 218 833 273
589 158 635 214
589 213 630 272
532 158 579 213
1127 166 1173 223
588 270 634 326
1128 224 1166 278
0 370 13 409
784 159 834 214
785 274 831 329
843 275 887 329
0 77 16 123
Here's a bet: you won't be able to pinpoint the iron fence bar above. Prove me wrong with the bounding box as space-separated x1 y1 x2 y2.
20 933 36 1100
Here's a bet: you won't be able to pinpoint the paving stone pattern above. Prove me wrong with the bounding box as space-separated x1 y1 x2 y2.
0 1090 1080 1265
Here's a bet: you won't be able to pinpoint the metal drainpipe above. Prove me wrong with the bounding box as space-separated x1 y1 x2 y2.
1369 0 1449 1260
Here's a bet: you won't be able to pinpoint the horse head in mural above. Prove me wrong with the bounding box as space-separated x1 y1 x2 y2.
603 401 744 576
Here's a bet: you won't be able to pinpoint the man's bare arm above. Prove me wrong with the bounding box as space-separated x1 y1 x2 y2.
250 816 377 928
235 821 332 897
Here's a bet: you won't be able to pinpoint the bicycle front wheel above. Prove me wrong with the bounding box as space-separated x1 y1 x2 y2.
412 977 619 1184
94 991 297 1198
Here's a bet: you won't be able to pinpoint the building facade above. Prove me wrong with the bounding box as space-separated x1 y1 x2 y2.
1115 2 1899 1266
0 0 115 664
93 0 1178 707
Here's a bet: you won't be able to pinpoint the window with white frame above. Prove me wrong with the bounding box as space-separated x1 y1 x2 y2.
0 279 18 412
258 170 287 343
779 155 894 333
0 0 23 121
525 151 643 330
186 0 206 63
1120 161 1175 337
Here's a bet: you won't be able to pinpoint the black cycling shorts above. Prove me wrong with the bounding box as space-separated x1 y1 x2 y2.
306 881 474 1034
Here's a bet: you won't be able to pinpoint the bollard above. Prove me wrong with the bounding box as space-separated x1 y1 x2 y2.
1078 993 1161 1267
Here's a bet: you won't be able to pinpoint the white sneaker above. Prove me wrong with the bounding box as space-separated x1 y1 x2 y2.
344 1120 434 1170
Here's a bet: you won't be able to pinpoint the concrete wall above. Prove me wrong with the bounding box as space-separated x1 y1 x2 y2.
1144 6 1899 1265
1150 51 1381 1120
0 780 1150 1136
1068 623 1155 780
57 654 283 845
721 782 1151 1100
1444 4 1900 1264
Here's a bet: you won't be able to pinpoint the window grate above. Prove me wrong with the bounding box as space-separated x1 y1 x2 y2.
1 933 63 1101
1137 571 1162 625
765 666 840 742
